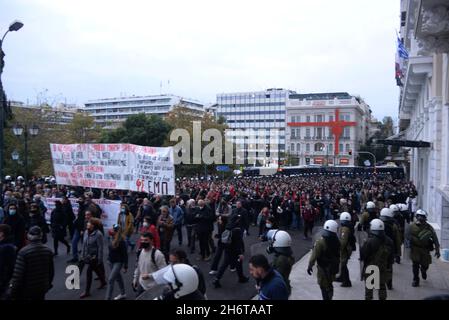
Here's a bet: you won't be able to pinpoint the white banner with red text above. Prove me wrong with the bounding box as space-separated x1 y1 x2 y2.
50 143 175 195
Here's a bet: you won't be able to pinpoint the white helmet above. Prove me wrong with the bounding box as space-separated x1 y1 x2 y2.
268 230 292 248
389 204 399 212
5 175 12 181
370 219 385 231
340 212 351 222
366 201 376 209
339 198 347 205
415 209 428 218
398 204 408 211
323 220 338 234
162 264 199 299
17 176 24 181
380 208 394 218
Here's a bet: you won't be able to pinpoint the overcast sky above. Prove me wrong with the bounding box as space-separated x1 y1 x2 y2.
2 0 400 120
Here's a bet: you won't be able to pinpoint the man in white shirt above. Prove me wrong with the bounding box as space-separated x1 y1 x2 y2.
133 232 166 296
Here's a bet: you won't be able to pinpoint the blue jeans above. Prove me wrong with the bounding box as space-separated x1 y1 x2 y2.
324 208 332 220
105 262 125 300
71 229 81 260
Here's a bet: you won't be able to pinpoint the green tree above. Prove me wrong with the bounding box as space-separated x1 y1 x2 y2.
357 116 394 166
164 105 233 177
65 112 101 143
100 113 171 147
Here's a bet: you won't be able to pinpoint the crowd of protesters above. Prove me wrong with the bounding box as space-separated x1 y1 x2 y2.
0 173 419 300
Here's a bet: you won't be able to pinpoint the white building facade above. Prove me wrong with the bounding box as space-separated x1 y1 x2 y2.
286 92 371 166
216 88 296 166
84 94 204 127
398 0 449 250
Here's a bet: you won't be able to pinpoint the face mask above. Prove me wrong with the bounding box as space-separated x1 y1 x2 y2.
141 242 150 249
266 223 272 229
9 210 16 216
121 208 126 214
143 222 149 227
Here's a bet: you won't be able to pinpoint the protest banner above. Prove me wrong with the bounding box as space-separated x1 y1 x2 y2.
43 197 120 230
50 143 175 195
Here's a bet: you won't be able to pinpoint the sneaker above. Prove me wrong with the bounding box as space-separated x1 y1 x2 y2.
114 294 127 300
80 292 91 299
212 279 221 288
209 270 218 275
238 276 249 283
229 268 236 272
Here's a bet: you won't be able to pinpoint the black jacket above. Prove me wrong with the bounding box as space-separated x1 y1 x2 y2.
73 203 86 232
62 202 75 227
194 206 215 233
0 239 16 296
9 241 54 300
4 215 26 249
107 239 128 269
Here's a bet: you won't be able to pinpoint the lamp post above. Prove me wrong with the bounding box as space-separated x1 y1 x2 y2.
1 20 24 184
12 123 39 181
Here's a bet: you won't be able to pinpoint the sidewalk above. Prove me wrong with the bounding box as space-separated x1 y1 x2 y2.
289 243 449 300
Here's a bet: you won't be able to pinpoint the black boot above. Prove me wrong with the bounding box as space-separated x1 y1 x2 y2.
421 266 427 280
412 262 420 286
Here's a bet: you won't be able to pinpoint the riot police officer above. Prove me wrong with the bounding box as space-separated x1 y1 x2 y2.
407 209 440 287
157 263 205 300
266 230 295 295
379 208 401 290
358 201 377 232
360 219 394 300
307 220 340 300
337 212 355 287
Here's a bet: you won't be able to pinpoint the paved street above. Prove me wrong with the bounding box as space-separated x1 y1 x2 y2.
46 224 316 300
290 235 449 300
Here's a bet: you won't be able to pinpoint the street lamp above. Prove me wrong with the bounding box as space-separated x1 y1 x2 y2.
1 20 24 185
12 123 39 181
11 150 19 161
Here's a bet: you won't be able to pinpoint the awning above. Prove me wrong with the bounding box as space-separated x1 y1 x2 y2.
375 139 431 148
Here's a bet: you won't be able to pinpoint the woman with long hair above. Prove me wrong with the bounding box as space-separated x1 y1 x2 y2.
80 218 107 299
105 224 128 300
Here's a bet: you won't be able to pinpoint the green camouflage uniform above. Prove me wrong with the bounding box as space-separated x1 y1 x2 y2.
408 222 440 284
360 233 394 300
308 236 340 300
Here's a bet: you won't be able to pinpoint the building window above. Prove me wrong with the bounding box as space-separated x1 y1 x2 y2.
306 144 310 152
306 115 311 122
314 143 324 152
297 143 300 152
291 128 296 138
316 127 323 139
291 143 295 152
306 128 310 137
315 115 323 122
328 144 333 152
339 144 343 153
343 127 350 138
346 144 350 152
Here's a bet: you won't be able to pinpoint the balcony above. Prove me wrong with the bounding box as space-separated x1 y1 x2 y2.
304 136 311 140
